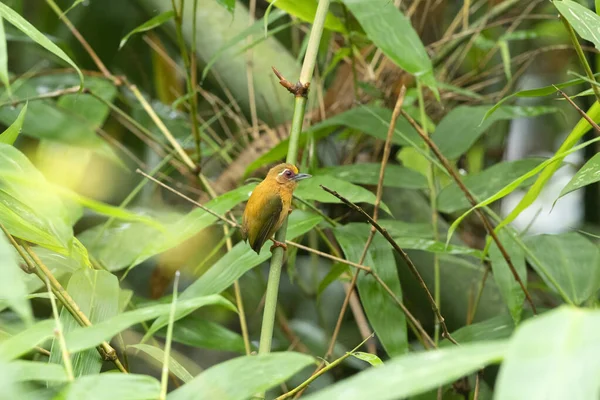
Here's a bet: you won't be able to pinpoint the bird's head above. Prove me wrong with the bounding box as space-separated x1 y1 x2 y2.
266 163 311 190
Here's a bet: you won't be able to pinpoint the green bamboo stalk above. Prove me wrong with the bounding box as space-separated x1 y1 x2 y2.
256 0 331 398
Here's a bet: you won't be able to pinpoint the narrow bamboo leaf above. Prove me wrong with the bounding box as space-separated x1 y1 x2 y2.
0 102 26 145
446 129 600 246
0 143 75 253
351 352 383 367
127 184 253 269
341 0 437 94
157 315 252 354
297 175 391 215
0 17 9 96
0 75 120 162
483 74 596 121
167 352 315 400
432 106 557 160
495 101 600 236
524 232 600 305
489 230 526 324
9 360 68 382
395 237 483 257
304 341 507 400
65 294 235 353
334 223 408 357
57 373 160 400
437 158 544 213
0 2 83 86
499 40 511 80
216 0 235 14
496 306 600 400
119 11 175 50
316 163 428 190
128 344 194 383
265 0 345 32
445 313 526 346
0 320 54 361
49 269 119 377
378 220 433 239
147 210 322 339
555 0 600 50
559 152 600 198
317 263 349 297
0 232 33 324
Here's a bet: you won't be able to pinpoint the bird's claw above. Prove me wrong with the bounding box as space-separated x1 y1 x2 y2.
269 239 287 252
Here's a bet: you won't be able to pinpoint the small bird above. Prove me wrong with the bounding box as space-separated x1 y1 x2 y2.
241 163 311 254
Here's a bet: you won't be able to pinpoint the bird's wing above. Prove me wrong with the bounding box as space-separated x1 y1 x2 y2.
251 195 283 253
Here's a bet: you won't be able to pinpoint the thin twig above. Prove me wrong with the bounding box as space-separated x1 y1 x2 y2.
45 0 116 83
321 185 458 345
556 86 600 135
399 110 537 315
277 334 375 400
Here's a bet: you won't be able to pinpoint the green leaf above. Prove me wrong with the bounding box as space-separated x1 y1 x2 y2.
495 101 600 234
524 232 600 305
554 0 600 50
317 263 349 297
157 315 252 354
559 152 600 198
496 306 600 400
446 129 600 246
216 0 235 14
147 210 323 339
432 106 557 160
49 269 119 377
334 223 408 357
65 294 235 353
128 344 194 383
9 360 68 383
297 175 391 215
0 102 26 145
303 341 507 400
0 75 120 163
447 313 529 346
316 163 428 190
265 0 345 32
78 208 180 272
0 143 75 253
119 11 175 49
57 373 160 400
127 184 253 270
168 352 315 400
489 230 526 324
0 232 33 325
341 0 437 94
378 220 433 239
394 237 483 258
351 351 383 367
0 17 10 96
0 2 83 87
484 73 599 121
0 320 54 361
437 158 544 213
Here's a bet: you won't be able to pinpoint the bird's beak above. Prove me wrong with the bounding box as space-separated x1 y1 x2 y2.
292 173 311 181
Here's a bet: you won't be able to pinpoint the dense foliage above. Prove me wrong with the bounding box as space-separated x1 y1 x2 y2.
1 0 599 399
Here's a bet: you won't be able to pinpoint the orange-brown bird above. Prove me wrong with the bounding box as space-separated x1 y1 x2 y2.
241 163 311 254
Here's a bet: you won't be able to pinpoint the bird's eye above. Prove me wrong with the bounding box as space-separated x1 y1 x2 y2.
285 170 293 177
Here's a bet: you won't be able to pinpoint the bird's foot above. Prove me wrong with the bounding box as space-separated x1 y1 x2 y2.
269 238 287 252
288 208 293 215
